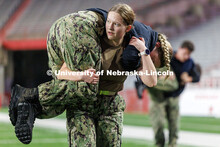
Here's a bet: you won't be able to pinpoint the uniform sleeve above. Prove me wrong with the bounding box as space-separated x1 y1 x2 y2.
151 75 179 91
147 68 179 92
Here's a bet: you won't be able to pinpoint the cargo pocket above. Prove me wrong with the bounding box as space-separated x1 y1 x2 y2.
114 94 126 113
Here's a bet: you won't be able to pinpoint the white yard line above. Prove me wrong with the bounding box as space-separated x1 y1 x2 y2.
122 125 220 147
1 112 220 147
0 138 67 144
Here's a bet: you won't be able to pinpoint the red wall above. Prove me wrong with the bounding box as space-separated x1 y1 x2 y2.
119 89 149 114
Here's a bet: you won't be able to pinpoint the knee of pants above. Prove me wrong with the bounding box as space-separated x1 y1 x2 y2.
37 105 66 119
66 111 96 146
150 104 166 124
96 112 123 147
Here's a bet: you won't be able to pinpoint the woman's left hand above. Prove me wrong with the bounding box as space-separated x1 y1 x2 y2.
129 36 146 52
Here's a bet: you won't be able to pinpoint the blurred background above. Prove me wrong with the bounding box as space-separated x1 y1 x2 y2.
0 0 220 147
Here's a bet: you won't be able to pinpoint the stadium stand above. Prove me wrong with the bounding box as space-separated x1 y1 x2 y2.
6 0 142 40
1 0 220 46
0 0 22 29
170 15 220 70
0 0 220 112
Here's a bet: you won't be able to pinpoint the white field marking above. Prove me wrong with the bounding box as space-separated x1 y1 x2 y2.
122 125 220 147
34 117 66 130
0 112 66 130
0 138 67 144
1 112 220 147
180 123 220 130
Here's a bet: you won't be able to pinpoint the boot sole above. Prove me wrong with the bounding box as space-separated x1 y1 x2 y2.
9 86 17 126
15 102 32 144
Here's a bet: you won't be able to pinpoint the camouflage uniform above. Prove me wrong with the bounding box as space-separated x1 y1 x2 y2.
35 11 126 146
66 94 126 147
37 10 104 118
147 68 179 147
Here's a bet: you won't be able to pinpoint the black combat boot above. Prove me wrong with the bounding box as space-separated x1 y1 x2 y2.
9 85 26 126
9 84 42 144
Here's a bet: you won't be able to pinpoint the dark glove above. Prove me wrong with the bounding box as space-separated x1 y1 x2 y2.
135 80 145 99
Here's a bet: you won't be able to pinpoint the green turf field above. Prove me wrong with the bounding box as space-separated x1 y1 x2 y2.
0 117 155 147
123 113 220 134
0 122 194 147
2 107 220 134
53 109 220 134
1 107 220 147
0 122 68 147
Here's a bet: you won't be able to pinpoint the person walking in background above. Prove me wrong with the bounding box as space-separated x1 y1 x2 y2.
149 41 201 147
136 40 201 147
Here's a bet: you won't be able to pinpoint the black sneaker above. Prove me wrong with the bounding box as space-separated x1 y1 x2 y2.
15 102 35 144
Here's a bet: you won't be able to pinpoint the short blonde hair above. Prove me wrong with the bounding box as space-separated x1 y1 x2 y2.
108 3 135 26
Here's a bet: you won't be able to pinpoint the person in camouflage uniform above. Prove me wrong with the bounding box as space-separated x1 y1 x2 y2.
147 68 179 147
9 3 173 146
61 4 157 146
147 41 201 147
9 10 105 144
37 10 105 118
9 4 136 146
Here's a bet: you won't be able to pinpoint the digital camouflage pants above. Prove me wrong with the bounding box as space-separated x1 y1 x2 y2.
66 94 126 147
147 68 179 147
149 90 179 147
35 11 126 146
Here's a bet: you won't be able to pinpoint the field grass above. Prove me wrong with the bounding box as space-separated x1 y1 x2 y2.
1 107 220 147
0 122 68 147
54 110 220 134
1 107 220 134
0 122 194 147
55 110 220 134
123 113 220 134
0 121 156 147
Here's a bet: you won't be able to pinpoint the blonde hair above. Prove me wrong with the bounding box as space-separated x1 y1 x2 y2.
108 3 135 26
158 33 173 79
